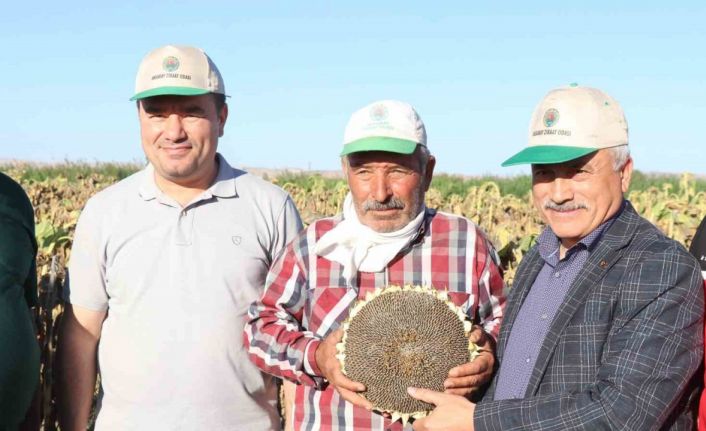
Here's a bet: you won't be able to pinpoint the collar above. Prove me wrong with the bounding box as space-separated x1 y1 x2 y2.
209 154 239 198
411 207 435 245
538 199 626 262
138 153 239 202
137 163 159 201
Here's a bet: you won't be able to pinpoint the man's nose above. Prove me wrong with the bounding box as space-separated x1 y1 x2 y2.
550 177 574 203
370 173 393 202
163 114 187 142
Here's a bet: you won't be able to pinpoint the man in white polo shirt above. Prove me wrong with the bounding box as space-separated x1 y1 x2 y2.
56 45 302 430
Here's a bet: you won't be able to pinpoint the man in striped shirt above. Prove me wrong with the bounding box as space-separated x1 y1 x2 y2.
245 100 506 430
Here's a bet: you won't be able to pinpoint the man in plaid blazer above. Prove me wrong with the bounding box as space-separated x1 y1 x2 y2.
690 216 706 430
410 85 704 430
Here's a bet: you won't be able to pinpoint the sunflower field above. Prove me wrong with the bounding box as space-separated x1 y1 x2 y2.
4 162 706 429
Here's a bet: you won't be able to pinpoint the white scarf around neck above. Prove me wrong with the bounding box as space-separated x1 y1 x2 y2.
314 193 426 285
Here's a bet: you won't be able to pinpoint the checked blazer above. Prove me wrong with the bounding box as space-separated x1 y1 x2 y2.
475 202 704 430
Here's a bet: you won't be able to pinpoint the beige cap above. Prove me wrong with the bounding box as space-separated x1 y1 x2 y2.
341 100 426 156
130 45 225 101
502 84 628 166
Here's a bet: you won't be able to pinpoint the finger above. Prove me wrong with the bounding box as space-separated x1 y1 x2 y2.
444 387 474 396
407 387 450 406
324 328 343 350
332 370 366 392
338 387 373 410
412 415 428 430
332 327 344 338
444 374 486 390
468 325 485 344
448 358 490 377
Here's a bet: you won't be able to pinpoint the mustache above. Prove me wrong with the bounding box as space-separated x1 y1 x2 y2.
363 197 405 211
543 200 588 211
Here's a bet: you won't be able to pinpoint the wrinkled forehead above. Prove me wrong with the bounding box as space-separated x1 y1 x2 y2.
345 150 423 170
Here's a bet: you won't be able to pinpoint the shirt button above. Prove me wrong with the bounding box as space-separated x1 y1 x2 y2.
541 313 548 320
525 357 531 363
554 271 561 278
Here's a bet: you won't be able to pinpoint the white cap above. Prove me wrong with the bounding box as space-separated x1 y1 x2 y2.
502 84 628 166
131 45 225 101
341 100 426 156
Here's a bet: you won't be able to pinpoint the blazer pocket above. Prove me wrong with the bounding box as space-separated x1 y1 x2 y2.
551 321 612 386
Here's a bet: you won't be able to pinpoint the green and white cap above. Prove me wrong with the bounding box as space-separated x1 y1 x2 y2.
502 84 628 166
130 45 225 101
341 100 426 156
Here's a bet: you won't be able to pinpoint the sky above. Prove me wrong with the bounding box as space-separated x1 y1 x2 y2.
1 1 704 176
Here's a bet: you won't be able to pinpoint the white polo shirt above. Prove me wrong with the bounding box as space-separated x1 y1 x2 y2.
65 154 302 430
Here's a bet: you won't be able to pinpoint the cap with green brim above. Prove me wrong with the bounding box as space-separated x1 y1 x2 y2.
340 136 418 156
130 86 211 101
501 145 598 166
131 45 225 101
342 100 427 156
503 84 629 167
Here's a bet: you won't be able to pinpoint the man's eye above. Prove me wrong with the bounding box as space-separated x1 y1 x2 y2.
353 168 374 178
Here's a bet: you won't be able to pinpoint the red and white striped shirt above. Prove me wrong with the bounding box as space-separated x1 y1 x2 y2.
245 208 506 430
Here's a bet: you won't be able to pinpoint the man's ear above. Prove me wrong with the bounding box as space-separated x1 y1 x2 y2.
423 155 436 192
218 103 229 137
620 156 633 193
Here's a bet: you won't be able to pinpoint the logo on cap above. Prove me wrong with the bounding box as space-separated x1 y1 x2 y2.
543 109 559 128
162 56 180 72
369 104 389 122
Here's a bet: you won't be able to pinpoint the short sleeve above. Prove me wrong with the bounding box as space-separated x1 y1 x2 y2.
270 195 303 262
64 198 109 311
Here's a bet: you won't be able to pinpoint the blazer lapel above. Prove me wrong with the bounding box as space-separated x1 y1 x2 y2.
485 248 544 398
523 203 641 396
496 248 544 362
